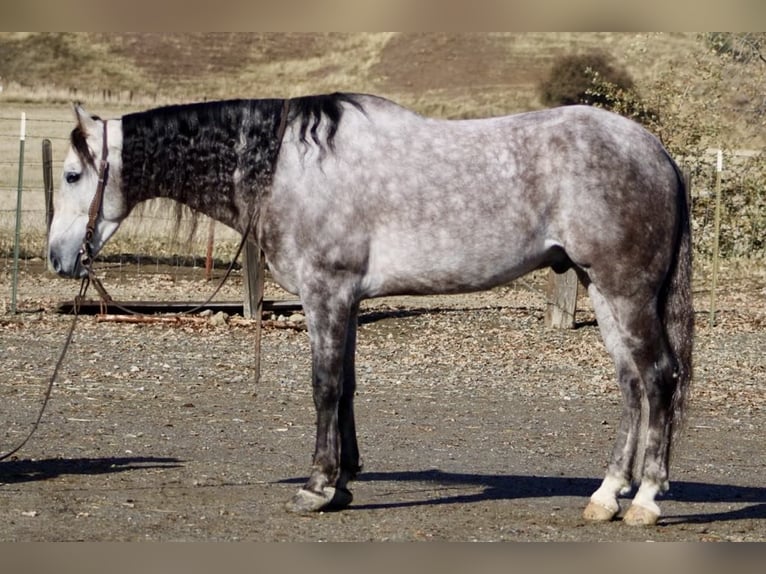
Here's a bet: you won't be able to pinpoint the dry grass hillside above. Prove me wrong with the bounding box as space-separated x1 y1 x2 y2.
0 33 763 261
0 32 762 145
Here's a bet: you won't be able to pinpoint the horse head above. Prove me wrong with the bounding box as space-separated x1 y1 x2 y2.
48 104 127 278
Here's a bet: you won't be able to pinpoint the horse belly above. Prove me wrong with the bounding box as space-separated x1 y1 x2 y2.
362 229 545 297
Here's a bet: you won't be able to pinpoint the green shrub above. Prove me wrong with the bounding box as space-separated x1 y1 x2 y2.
539 52 635 108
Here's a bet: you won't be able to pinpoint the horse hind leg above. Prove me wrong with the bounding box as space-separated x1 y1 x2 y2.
583 283 677 526
582 283 643 522
622 334 678 527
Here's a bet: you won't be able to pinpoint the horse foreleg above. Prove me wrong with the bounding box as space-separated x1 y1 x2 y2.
285 294 355 513
338 303 362 490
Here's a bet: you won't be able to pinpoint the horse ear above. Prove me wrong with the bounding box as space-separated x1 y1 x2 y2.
73 102 100 135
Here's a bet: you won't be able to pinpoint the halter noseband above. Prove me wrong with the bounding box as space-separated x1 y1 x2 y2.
79 120 110 270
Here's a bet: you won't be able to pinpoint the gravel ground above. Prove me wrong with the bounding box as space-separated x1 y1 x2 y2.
0 261 764 541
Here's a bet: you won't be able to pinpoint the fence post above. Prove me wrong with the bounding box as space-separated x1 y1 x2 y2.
204 218 215 280
10 112 26 314
243 239 265 383
709 149 723 328
42 138 53 250
545 267 579 329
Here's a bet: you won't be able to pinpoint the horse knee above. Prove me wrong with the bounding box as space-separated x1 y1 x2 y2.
641 351 679 422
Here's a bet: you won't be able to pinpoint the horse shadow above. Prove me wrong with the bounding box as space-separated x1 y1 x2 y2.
0 456 183 484
4 459 762 525
279 469 766 524
359 307 460 325
358 306 598 329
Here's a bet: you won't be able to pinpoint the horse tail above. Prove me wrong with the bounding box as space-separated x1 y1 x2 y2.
663 159 694 434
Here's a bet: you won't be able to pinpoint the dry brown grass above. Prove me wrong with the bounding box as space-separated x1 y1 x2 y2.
1 33 763 261
0 33 753 119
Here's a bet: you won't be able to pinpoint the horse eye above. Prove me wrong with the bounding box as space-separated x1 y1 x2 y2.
65 172 81 184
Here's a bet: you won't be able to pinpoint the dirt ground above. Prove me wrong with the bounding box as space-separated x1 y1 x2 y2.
0 261 764 541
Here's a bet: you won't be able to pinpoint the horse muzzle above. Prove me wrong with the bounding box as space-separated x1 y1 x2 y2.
48 246 88 279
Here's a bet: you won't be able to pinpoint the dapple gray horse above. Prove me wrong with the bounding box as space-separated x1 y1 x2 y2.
48 93 693 525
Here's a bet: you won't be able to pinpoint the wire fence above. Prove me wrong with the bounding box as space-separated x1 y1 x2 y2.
0 109 243 263
1 107 249 310
1 106 764 312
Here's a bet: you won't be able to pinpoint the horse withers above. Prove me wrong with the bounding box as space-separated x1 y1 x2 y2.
48 93 693 526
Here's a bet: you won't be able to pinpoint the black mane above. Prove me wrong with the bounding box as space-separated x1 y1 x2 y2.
118 93 364 226
120 99 284 225
290 92 365 152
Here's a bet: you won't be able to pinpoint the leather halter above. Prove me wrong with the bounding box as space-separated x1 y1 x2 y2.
79 120 110 270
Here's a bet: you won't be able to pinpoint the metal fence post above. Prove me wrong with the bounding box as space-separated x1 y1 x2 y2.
709 149 723 328
10 112 26 314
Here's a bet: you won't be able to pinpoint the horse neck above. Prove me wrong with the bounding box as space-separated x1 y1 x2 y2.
120 100 285 233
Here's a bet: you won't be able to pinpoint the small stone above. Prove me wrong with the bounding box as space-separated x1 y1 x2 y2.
209 311 229 326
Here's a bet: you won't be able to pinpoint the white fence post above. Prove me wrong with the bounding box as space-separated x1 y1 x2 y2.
709 149 723 327
10 112 26 314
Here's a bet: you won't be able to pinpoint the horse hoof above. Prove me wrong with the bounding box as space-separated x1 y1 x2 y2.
623 504 659 526
284 486 353 514
583 501 619 522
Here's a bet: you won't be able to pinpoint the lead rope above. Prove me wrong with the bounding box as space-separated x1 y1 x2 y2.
86 223 254 318
0 277 90 461
0 99 292 460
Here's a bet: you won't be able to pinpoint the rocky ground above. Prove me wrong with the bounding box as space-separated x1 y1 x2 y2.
0 261 763 541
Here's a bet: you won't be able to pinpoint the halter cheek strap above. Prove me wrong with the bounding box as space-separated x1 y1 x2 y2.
79 120 110 268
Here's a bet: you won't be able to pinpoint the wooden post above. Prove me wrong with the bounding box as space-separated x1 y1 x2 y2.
204 218 215 280
243 240 266 383
545 268 579 329
42 139 53 240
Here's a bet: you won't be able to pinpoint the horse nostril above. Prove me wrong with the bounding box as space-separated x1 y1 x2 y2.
49 252 62 275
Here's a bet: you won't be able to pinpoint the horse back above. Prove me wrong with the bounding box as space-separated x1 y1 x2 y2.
266 97 681 298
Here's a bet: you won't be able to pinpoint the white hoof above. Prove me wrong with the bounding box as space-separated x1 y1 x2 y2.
583 500 619 522
284 486 353 514
623 503 660 526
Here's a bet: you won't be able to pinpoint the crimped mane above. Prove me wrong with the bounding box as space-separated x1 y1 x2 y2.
118 93 366 241
290 92 365 152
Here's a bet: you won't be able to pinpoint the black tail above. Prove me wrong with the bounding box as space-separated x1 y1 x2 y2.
663 161 694 432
